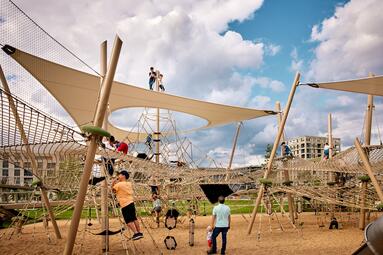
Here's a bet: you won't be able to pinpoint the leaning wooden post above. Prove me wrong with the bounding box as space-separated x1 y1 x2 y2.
225 122 242 181
0 65 62 239
99 40 110 253
63 36 122 255
247 72 300 235
359 178 368 230
354 138 383 203
276 101 295 224
359 92 374 229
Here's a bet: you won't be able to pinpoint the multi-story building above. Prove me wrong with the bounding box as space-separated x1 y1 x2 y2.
0 158 61 203
0 159 35 186
287 136 341 159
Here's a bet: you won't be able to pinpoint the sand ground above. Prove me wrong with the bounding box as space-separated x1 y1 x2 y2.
0 212 377 255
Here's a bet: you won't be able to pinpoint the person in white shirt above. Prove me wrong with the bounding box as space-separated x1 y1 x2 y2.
207 196 230 255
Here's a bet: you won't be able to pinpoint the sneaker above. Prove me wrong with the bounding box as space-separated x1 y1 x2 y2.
207 250 217 254
132 232 143 240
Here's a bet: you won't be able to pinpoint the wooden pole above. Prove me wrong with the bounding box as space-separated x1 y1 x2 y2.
327 113 336 218
359 91 374 230
0 65 62 239
359 181 367 230
99 40 109 252
365 95 374 145
247 72 300 235
328 113 333 160
225 122 242 181
63 35 122 255
155 70 160 163
354 138 383 202
276 101 295 224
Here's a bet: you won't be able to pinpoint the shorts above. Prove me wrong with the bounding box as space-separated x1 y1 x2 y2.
153 206 162 213
121 203 137 223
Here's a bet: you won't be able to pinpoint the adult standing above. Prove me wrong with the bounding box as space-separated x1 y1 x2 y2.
207 195 230 254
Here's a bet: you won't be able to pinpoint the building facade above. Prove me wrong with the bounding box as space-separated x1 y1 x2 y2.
287 136 341 159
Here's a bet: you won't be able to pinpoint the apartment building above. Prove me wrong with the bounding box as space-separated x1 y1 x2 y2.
287 136 341 159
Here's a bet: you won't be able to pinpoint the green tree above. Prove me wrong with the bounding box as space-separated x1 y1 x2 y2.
265 144 273 159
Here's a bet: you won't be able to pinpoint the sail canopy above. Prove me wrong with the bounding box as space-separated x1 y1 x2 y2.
3 45 276 141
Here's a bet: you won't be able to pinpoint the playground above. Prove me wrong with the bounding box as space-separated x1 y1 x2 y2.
1 0 383 254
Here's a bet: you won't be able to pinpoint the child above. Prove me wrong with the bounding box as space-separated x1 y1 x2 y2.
148 67 156 90
323 142 330 160
112 170 143 240
206 225 213 249
158 73 165 92
152 193 162 225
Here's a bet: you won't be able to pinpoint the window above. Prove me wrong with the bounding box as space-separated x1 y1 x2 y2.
24 162 31 169
15 177 20 184
24 178 33 185
317 149 321 154
301 149 305 153
307 154 311 159
2 160 8 168
47 162 56 170
14 169 20 176
24 169 33 176
38 161 43 169
2 169 8 176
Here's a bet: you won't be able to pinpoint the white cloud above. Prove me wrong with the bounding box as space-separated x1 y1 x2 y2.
265 43 281 56
290 47 303 73
254 77 285 92
307 0 383 81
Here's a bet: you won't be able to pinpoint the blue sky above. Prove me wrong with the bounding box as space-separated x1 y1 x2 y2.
229 0 347 102
1 0 383 167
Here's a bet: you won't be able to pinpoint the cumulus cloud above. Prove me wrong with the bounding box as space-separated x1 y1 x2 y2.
253 77 285 92
307 0 383 81
272 0 383 153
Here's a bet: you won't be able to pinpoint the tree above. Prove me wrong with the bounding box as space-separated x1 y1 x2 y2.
265 144 273 159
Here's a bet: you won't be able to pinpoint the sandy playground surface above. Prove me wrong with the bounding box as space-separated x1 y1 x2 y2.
0 212 377 255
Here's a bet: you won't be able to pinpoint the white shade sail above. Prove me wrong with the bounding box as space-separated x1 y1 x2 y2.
3 45 276 142
306 75 383 96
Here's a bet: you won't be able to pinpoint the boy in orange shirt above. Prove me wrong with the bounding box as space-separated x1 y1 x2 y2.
112 170 143 240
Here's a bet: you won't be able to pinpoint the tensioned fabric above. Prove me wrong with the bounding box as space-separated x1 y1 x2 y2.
308 75 383 96
4 46 275 142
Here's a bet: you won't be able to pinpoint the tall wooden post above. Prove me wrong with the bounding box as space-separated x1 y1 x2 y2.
247 72 300 235
155 70 160 163
365 95 374 146
225 122 242 181
99 40 109 252
358 79 374 229
328 113 333 160
276 101 295 224
328 113 336 218
0 65 62 239
63 36 122 255
354 138 383 203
